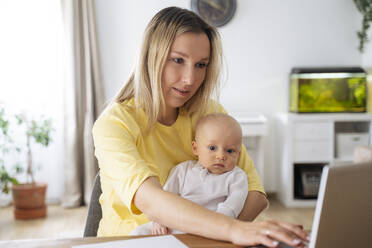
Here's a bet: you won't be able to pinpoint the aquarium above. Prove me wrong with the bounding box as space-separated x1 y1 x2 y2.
289 67 367 113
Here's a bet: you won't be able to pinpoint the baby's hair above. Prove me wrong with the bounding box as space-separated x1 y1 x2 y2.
195 113 242 142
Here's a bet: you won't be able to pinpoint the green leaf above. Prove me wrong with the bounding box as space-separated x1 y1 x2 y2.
354 0 372 53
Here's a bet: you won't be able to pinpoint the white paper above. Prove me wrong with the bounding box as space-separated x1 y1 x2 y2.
72 235 188 248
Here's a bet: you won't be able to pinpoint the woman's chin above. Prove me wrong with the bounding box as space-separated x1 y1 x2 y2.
167 99 189 109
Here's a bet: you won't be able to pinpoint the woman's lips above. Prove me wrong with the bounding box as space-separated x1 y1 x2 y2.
172 87 189 96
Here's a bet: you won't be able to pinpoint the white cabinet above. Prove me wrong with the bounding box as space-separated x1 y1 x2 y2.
276 113 372 207
293 140 332 162
335 133 369 160
293 122 332 141
231 113 267 187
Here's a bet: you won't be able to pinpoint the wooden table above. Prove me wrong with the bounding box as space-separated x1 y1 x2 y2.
0 234 247 248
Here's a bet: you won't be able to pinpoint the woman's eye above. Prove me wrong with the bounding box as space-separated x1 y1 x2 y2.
172 58 183 64
196 63 207 68
209 146 215 151
227 149 234 154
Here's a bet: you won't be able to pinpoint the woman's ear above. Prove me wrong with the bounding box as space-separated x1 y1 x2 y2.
191 141 198 156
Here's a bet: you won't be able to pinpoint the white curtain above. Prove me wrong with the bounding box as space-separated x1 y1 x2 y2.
60 0 105 207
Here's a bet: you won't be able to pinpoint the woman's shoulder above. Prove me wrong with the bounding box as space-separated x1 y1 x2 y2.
95 99 135 123
93 98 145 135
101 98 137 116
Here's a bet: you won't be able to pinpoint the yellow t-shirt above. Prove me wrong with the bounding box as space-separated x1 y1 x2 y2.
92 98 264 236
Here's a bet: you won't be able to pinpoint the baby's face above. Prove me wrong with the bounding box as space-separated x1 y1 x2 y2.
192 121 241 174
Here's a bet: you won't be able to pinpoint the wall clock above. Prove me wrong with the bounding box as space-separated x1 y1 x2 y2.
191 0 237 27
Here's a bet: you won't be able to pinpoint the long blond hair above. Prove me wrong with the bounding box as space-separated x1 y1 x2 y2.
115 7 223 129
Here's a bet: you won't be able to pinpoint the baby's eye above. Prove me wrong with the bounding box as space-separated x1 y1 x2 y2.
209 145 216 151
227 149 234 154
172 58 183 64
196 62 207 68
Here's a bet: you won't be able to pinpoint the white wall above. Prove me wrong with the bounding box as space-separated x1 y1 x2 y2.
94 0 363 192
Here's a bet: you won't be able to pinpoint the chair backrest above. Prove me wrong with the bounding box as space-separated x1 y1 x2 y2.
83 172 102 237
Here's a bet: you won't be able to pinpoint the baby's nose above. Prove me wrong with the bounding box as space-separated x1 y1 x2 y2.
216 152 226 160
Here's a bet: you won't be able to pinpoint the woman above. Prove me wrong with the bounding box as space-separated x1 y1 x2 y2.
92 6 307 247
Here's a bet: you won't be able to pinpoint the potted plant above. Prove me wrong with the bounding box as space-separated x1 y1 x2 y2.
354 0 372 53
0 107 20 206
0 105 53 219
11 113 53 219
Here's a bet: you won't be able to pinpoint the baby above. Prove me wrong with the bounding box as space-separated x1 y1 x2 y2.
131 113 248 235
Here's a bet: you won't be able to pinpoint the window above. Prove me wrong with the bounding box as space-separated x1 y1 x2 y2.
0 0 64 202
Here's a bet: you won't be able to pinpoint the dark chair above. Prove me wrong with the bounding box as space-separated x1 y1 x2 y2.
83 172 102 237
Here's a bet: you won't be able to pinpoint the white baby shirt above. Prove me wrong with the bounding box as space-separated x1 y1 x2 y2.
164 160 249 218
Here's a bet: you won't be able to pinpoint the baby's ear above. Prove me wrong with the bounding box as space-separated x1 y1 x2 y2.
191 141 198 155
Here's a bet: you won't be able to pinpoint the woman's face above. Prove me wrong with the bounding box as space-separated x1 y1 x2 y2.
161 32 210 113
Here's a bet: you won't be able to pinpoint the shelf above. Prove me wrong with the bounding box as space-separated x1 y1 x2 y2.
231 113 268 136
276 113 372 208
284 113 372 122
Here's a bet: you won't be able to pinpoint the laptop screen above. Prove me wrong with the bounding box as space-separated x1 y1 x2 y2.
310 162 372 248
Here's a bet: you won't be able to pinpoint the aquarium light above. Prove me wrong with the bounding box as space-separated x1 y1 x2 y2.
291 73 366 79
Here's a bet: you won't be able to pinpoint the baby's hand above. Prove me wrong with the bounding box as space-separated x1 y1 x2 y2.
151 222 171 235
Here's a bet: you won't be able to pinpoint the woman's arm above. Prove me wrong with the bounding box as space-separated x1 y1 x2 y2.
238 191 269 222
134 177 308 247
134 177 233 240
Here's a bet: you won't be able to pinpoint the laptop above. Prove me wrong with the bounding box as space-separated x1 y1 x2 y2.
257 161 372 248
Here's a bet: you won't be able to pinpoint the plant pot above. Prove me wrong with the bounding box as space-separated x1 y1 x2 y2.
11 182 47 220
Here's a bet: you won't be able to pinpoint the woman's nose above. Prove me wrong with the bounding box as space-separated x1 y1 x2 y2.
182 66 196 85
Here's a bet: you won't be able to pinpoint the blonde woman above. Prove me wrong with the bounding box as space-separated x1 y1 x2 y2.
92 7 307 247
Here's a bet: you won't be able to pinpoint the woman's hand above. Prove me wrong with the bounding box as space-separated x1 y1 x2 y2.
151 222 171 235
229 220 308 248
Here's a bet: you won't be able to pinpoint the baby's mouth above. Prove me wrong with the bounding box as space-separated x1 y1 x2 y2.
213 164 225 168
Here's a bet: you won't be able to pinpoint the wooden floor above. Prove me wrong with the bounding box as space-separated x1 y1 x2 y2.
0 196 314 241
